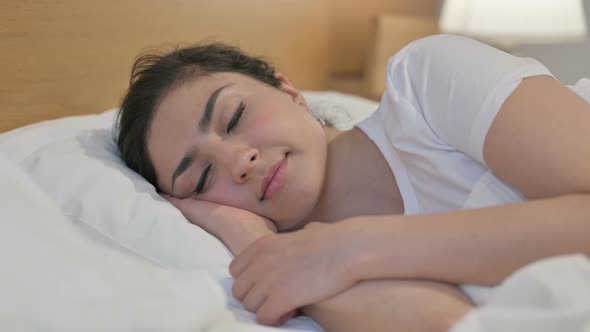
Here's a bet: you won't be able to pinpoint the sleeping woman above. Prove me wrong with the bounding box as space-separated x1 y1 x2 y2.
115 34 590 332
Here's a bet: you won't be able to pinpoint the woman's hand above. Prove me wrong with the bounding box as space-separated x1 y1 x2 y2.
229 219 372 326
162 194 277 256
163 194 298 325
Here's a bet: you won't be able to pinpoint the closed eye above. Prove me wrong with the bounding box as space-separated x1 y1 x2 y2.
193 102 244 196
193 102 245 195
227 101 245 134
194 164 213 195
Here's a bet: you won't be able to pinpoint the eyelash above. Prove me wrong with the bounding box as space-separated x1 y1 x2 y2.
194 102 246 195
195 164 212 194
227 101 245 134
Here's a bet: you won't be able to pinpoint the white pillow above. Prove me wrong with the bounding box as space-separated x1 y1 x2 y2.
0 155 231 331
0 92 378 269
20 126 234 268
0 91 378 330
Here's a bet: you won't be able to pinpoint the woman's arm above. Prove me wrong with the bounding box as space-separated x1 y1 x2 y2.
358 194 590 285
165 195 475 330
303 279 473 332
231 191 590 323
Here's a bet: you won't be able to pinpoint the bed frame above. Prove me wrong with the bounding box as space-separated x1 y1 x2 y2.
1 1 438 133
0 0 332 133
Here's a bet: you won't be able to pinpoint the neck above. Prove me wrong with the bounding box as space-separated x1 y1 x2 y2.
300 126 403 227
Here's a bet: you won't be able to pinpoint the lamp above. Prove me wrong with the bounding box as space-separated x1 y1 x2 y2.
439 0 587 48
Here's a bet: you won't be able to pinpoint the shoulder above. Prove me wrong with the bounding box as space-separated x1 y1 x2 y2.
404 33 475 50
383 34 500 97
387 34 483 67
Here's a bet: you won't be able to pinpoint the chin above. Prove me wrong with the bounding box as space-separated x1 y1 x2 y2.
275 186 321 232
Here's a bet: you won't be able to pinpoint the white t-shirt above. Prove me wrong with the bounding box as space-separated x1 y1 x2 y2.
356 34 553 215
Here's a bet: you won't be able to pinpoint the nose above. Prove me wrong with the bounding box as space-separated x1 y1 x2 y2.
225 145 260 184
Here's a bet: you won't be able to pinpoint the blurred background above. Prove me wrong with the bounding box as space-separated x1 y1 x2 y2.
329 0 589 98
506 1 590 85
438 0 589 85
2 0 589 129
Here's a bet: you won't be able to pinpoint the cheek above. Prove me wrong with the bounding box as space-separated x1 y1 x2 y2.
248 112 275 139
248 108 299 144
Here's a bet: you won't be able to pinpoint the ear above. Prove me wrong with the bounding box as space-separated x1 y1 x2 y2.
275 72 308 107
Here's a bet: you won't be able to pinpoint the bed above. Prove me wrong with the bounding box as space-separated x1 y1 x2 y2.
3 1 590 331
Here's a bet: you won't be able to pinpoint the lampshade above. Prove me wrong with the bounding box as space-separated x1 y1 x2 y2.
439 0 587 46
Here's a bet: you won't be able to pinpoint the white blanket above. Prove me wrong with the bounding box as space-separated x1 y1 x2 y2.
453 255 590 332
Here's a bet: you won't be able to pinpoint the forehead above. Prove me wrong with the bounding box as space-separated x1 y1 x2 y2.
157 72 268 115
151 72 268 136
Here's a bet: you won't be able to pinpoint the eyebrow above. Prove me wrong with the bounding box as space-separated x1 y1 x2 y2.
170 83 233 194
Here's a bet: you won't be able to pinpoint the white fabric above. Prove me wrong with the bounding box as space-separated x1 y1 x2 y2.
18 127 235 269
0 155 232 331
451 255 590 332
303 91 378 130
355 34 553 216
570 77 590 104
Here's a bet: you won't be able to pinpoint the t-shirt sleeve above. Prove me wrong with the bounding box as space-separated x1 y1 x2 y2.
385 34 553 165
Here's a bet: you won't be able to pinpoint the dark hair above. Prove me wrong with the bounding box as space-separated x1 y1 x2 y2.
115 43 283 191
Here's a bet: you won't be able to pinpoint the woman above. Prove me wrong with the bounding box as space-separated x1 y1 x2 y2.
116 34 590 331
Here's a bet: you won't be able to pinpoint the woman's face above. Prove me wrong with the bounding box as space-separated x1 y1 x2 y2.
147 72 328 231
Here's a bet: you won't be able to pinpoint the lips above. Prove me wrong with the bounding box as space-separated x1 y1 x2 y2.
260 156 288 201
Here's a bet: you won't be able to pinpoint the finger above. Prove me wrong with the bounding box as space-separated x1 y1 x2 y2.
231 237 284 306
256 291 296 327
276 310 297 326
232 252 273 301
229 236 268 277
231 272 256 301
242 284 267 313
229 251 254 278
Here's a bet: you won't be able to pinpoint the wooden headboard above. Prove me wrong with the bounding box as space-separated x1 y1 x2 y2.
0 1 331 132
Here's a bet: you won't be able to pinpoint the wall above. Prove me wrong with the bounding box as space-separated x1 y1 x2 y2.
513 0 590 84
439 0 590 85
328 0 438 75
